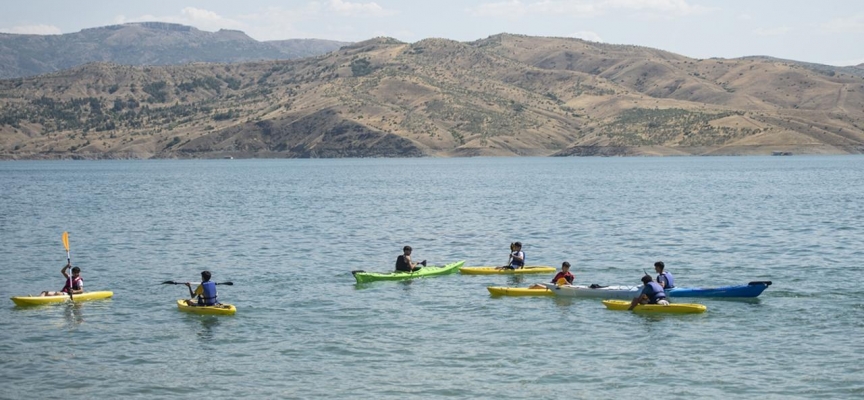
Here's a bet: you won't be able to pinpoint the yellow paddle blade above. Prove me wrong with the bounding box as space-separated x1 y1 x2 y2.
556 277 568 286
62 231 69 251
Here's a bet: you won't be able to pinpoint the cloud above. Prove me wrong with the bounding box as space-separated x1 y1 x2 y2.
568 30 604 42
327 0 397 17
0 24 63 35
470 1 599 18
753 27 791 36
737 13 752 20
820 14 864 34
469 0 711 19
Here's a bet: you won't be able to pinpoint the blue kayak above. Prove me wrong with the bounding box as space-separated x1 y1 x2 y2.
668 281 772 298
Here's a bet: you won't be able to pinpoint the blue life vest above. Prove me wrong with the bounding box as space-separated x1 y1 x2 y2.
199 281 218 306
643 282 667 303
657 272 675 289
510 251 525 268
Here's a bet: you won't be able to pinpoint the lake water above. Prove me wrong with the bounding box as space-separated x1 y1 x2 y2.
1 156 862 399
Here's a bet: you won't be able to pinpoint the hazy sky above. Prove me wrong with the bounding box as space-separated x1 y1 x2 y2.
2 0 862 66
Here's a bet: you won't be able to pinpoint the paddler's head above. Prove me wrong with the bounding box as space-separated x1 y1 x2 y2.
641 275 652 284
201 270 212 282
561 261 570 271
654 261 665 273
403 245 412 255
71 267 80 276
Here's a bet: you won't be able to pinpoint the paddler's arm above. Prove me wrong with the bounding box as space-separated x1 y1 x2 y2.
185 282 195 298
628 288 648 311
61 263 71 279
70 279 83 294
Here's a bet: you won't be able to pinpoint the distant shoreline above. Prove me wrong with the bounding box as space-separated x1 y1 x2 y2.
2 145 862 161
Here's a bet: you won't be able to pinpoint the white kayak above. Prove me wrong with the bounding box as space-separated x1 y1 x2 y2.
542 283 642 299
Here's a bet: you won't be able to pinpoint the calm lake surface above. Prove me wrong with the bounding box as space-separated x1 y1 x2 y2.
1 156 863 399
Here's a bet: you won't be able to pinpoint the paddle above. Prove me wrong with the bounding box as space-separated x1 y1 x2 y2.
504 243 515 268
161 281 234 285
405 260 427 274
62 231 72 301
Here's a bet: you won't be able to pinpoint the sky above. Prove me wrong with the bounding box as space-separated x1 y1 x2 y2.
1 0 863 66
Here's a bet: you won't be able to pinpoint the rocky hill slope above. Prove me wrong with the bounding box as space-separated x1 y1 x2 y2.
0 22 348 79
1 33 863 159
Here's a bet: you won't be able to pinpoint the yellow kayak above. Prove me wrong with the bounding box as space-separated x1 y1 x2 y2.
602 300 707 314
176 300 236 315
460 266 556 275
487 287 553 296
11 291 114 306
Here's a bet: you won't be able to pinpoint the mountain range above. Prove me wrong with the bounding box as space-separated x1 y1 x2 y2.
0 22 349 79
1 30 863 159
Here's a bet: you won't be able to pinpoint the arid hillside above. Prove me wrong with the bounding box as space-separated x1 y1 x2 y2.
0 22 348 79
2 33 863 159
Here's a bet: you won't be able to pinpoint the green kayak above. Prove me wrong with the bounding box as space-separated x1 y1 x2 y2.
352 261 465 284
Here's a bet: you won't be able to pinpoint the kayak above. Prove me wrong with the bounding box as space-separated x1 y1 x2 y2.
460 266 556 275
543 284 641 299
487 286 553 296
176 300 236 315
668 281 772 298
352 260 465 284
602 300 707 314
11 291 114 306
545 281 773 299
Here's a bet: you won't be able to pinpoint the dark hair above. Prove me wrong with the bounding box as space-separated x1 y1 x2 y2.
403 245 412 252
641 275 652 283
561 261 571 268
71 267 80 274
654 261 665 270
201 270 212 281
514 242 522 247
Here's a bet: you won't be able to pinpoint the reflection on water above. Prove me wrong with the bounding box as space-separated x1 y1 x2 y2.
195 317 221 342
64 302 84 327
552 297 575 307
398 280 414 288
506 275 527 286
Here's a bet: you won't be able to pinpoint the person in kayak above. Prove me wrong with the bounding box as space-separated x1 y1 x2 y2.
496 242 525 270
185 270 219 306
395 246 422 272
628 275 669 310
654 261 675 289
530 261 573 288
39 262 83 296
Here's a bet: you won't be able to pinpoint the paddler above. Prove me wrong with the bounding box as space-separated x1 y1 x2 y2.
654 261 675 289
39 261 83 296
530 261 573 288
395 245 423 272
185 270 219 306
495 242 525 270
628 275 669 310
